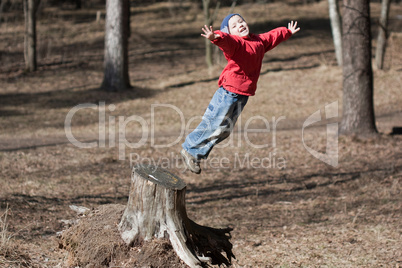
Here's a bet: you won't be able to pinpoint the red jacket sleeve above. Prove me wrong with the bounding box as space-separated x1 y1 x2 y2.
210 30 242 58
259 27 292 52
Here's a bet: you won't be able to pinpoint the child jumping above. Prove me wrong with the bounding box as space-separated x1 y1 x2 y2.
181 13 300 174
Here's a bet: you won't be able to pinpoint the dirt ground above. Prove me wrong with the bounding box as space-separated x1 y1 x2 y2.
1 1 402 267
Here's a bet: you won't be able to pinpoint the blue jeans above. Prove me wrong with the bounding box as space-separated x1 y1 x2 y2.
182 87 249 160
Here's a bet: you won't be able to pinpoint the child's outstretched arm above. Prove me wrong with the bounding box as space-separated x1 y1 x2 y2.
288 21 300 34
201 25 221 41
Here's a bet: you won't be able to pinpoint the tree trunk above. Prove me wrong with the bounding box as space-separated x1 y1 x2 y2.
328 0 342 66
101 0 131 91
340 0 377 136
203 0 221 68
203 0 213 68
119 165 234 268
375 0 391 70
75 0 81 9
23 0 37 72
0 0 7 24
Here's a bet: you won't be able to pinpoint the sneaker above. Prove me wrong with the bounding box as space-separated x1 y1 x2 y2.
181 149 201 174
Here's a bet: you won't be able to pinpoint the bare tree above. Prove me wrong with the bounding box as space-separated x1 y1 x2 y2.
328 0 342 66
101 0 131 91
23 0 37 71
375 0 391 70
340 0 377 136
203 0 221 68
75 0 81 9
0 0 8 24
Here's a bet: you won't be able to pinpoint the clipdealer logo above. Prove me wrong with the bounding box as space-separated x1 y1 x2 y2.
64 102 286 161
129 150 286 172
64 101 339 168
302 101 339 167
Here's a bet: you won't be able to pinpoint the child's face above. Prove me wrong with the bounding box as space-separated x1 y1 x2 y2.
228 15 249 37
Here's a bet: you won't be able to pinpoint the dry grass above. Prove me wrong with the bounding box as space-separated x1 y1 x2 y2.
0 205 34 268
0 205 11 252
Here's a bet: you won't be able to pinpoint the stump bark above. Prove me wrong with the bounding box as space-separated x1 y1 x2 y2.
118 165 234 268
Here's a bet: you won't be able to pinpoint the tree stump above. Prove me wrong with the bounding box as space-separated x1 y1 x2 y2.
118 165 234 267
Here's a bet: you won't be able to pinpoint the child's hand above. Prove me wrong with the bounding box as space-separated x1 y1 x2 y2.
201 25 220 41
288 21 300 35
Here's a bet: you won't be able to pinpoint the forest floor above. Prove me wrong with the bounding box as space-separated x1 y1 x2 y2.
0 1 402 267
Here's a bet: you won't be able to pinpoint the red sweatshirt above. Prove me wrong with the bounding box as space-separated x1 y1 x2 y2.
211 27 292 96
